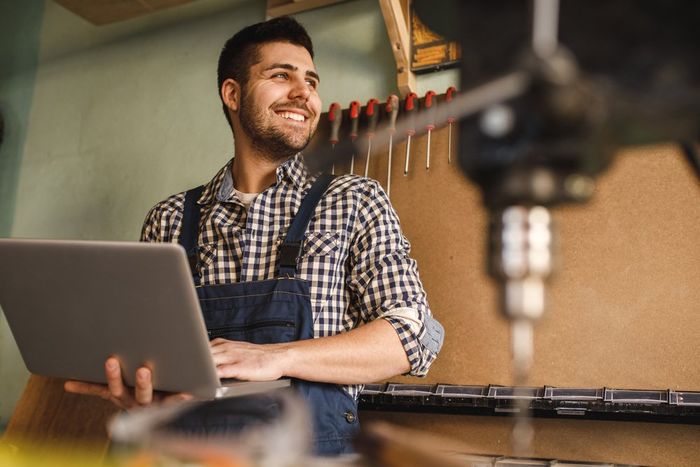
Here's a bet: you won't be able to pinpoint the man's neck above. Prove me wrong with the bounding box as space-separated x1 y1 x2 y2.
231 148 289 194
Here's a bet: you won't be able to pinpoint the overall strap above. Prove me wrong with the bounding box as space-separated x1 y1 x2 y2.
278 173 335 278
179 185 205 277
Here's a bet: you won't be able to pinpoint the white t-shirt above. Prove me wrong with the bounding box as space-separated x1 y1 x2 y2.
234 188 259 209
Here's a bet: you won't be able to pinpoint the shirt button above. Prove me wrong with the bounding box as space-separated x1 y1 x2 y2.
344 411 356 423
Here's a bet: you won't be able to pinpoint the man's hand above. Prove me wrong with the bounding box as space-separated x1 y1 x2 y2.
64 357 194 410
209 319 410 385
210 338 287 381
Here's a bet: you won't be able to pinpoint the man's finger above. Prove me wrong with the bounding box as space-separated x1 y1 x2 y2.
216 364 244 379
210 344 231 356
105 357 128 400
162 393 195 405
212 352 238 366
64 380 111 399
134 367 153 405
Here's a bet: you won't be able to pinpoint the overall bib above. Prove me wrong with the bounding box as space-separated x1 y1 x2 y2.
175 173 359 455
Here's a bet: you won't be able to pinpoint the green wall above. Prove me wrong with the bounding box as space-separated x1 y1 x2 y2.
0 0 45 430
0 0 457 428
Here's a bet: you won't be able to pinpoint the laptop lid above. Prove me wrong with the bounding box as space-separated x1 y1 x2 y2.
0 239 222 399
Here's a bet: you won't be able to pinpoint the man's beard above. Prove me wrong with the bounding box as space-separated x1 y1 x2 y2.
239 89 315 162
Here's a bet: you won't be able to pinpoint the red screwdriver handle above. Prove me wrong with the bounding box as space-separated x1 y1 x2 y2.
349 100 360 140
366 98 380 136
386 95 399 132
328 102 342 145
424 90 436 131
446 86 457 124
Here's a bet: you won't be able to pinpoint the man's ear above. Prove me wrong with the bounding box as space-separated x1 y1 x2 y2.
221 78 241 113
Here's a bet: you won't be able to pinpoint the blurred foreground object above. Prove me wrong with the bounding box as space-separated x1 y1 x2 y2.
355 421 640 467
413 0 699 455
109 390 312 467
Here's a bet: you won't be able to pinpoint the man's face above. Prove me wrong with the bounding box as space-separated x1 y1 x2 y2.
237 41 321 160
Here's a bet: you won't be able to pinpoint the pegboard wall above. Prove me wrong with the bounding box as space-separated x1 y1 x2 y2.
312 92 700 391
317 92 700 465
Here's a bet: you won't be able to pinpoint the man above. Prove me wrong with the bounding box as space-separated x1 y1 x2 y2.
66 16 443 455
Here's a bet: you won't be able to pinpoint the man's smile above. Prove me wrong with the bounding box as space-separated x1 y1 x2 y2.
275 110 307 122
273 105 312 124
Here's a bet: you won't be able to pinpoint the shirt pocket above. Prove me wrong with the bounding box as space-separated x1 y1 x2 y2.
302 231 342 257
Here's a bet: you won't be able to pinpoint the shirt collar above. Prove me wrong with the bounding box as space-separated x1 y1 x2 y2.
196 154 311 205
276 153 311 190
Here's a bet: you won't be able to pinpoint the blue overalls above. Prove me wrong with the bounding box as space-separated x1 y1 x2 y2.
175 173 359 455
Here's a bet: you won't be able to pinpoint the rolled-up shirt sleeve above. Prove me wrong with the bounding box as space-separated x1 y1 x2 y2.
346 180 444 376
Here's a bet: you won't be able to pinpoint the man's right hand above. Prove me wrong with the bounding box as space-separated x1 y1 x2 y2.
64 357 193 410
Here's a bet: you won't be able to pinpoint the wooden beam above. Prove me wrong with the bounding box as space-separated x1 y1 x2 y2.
378 0 416 96
52 0 195 26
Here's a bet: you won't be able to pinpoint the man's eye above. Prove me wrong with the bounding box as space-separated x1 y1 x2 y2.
306 79 318 89
272 72 288 79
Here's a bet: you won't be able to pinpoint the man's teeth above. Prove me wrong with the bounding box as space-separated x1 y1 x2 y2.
278 111 305 122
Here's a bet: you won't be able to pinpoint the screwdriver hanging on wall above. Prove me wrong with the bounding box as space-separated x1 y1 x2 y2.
328 102 342 175
385 95 399 196
364 98 380 178
403 92 417 176
446 86 457 164
349 100 360 175
424 90 437 170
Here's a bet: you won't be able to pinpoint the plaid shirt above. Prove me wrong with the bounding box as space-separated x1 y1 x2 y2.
141 154 443 398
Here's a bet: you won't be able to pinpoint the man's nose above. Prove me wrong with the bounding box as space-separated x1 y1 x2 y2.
289 77 311 100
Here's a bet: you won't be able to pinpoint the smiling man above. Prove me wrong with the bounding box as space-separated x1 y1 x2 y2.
66 16 443 455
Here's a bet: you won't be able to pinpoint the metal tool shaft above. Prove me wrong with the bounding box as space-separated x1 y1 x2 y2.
447 123 453 164
387 134 393 195
364 139 372 177
426 130 432 170
404 135 412 175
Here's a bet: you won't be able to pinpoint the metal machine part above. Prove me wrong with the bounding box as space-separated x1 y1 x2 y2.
490 206 554 380
412 0 699 455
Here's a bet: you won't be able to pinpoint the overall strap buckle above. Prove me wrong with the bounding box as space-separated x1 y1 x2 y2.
278 242 302 272
277 173 335 278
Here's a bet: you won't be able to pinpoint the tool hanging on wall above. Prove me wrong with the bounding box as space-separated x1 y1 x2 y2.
403 92 418 176
328 102 342 175
424 90 437 170
386 95 400 196
445 86 457 164
316 86 464 181
349 100 361 174
364 98 380 178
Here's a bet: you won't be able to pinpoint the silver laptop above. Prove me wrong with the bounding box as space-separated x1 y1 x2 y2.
0 238 289 399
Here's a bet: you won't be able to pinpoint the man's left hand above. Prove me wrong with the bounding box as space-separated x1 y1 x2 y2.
210 338 288 381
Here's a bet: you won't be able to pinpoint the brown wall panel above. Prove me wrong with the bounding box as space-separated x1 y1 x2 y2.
341 121 700 465
336 124 700 390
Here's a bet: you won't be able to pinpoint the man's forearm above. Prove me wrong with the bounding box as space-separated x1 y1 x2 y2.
279 318 410 384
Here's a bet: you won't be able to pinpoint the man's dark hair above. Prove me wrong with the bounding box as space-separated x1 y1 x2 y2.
217 16 314 129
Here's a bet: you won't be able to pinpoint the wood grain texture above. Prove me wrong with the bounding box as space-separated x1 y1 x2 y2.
360 411 700 466
3 375 118 453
